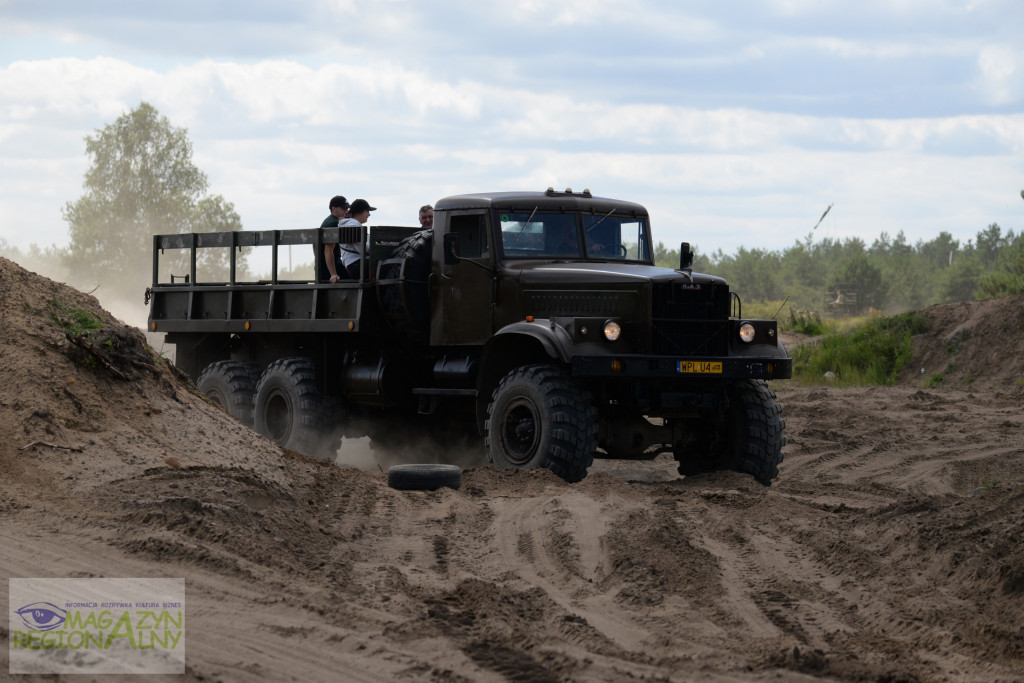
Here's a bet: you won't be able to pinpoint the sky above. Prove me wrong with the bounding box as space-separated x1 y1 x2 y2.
1 0 1023 268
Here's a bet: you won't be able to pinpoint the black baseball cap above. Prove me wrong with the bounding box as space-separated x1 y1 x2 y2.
329 195 349 209
350 199 376 213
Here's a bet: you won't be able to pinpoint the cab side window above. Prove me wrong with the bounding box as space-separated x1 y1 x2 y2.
450 213 489 259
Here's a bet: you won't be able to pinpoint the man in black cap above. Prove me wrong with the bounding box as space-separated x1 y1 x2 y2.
318 195 350 282
336 198 376 281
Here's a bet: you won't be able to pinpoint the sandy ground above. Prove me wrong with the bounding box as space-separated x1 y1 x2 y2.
2 256 1023 682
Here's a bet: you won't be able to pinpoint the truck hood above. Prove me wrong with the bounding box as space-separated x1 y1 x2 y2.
510 261 727 287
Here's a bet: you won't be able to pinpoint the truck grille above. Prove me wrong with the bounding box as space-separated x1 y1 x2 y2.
524 291 637 317
651 282 731 356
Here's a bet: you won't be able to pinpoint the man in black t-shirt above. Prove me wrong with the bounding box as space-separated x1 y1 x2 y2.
317 195 349 282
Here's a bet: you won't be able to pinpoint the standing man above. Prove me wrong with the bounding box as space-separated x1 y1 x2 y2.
418 204 434 229
318 195 349 282
337 198 376 281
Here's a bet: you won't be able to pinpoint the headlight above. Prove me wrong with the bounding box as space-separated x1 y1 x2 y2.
603 320 622 341
738 322 756 343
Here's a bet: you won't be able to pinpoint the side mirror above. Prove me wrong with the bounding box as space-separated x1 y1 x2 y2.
443 232 461 265
679 242 693 270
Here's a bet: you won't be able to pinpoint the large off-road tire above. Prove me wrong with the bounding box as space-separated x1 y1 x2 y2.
197 360 261 427
387 464 462 491
674 380 785 486
378 229 432 343
485 365 597 483
252 358 340 460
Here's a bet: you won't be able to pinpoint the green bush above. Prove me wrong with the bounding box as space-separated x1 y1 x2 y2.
785 308 828 336
792 311 931 386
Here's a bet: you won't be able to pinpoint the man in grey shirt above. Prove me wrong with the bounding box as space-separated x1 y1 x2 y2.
336 198 376 281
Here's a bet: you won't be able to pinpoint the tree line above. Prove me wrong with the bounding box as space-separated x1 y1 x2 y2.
2 101 1022 317
652 222 1024 314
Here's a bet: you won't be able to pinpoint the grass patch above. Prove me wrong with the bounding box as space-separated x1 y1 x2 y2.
49 301 103 337
792 310 931 386
785 308 828 336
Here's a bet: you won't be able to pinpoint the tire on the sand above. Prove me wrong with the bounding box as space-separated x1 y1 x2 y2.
252 358 339 460
197 360 261 427
485 364 597 483
387 464 462 491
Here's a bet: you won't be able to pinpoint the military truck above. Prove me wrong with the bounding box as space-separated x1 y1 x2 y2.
146 188 791 484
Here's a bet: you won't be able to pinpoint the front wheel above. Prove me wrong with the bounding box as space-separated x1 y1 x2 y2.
485 365 597 483
674 380 785 486
252 358 341 460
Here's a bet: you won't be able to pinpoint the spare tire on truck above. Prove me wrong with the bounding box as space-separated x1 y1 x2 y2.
377 229 432 344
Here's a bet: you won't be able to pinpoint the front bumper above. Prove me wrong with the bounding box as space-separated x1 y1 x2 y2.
571 353 792 380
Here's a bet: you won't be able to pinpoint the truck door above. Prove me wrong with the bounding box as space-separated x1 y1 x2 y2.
432 211 494 345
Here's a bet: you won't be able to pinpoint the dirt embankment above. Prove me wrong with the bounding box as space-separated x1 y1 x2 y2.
2 256 1023 682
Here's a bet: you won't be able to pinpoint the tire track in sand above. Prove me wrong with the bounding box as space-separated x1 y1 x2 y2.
493 493 652 654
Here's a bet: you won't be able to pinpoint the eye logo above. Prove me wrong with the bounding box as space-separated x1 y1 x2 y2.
14 602 67 631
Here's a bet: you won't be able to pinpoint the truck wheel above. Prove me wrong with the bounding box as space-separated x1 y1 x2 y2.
252 358 339 460
387 464 462 491
485 365 597 483
675 380 785 486
379 229 432 343
197 360 261 427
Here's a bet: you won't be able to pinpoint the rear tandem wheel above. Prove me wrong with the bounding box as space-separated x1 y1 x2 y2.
252 358 341 461
197 360 261 427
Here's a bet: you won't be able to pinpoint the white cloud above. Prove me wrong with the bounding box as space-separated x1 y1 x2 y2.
977 44 1021 105
2 1 1022 266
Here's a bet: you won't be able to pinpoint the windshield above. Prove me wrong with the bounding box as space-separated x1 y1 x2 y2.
499 211 651 261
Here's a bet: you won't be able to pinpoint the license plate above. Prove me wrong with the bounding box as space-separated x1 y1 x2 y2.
677 361 723 374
